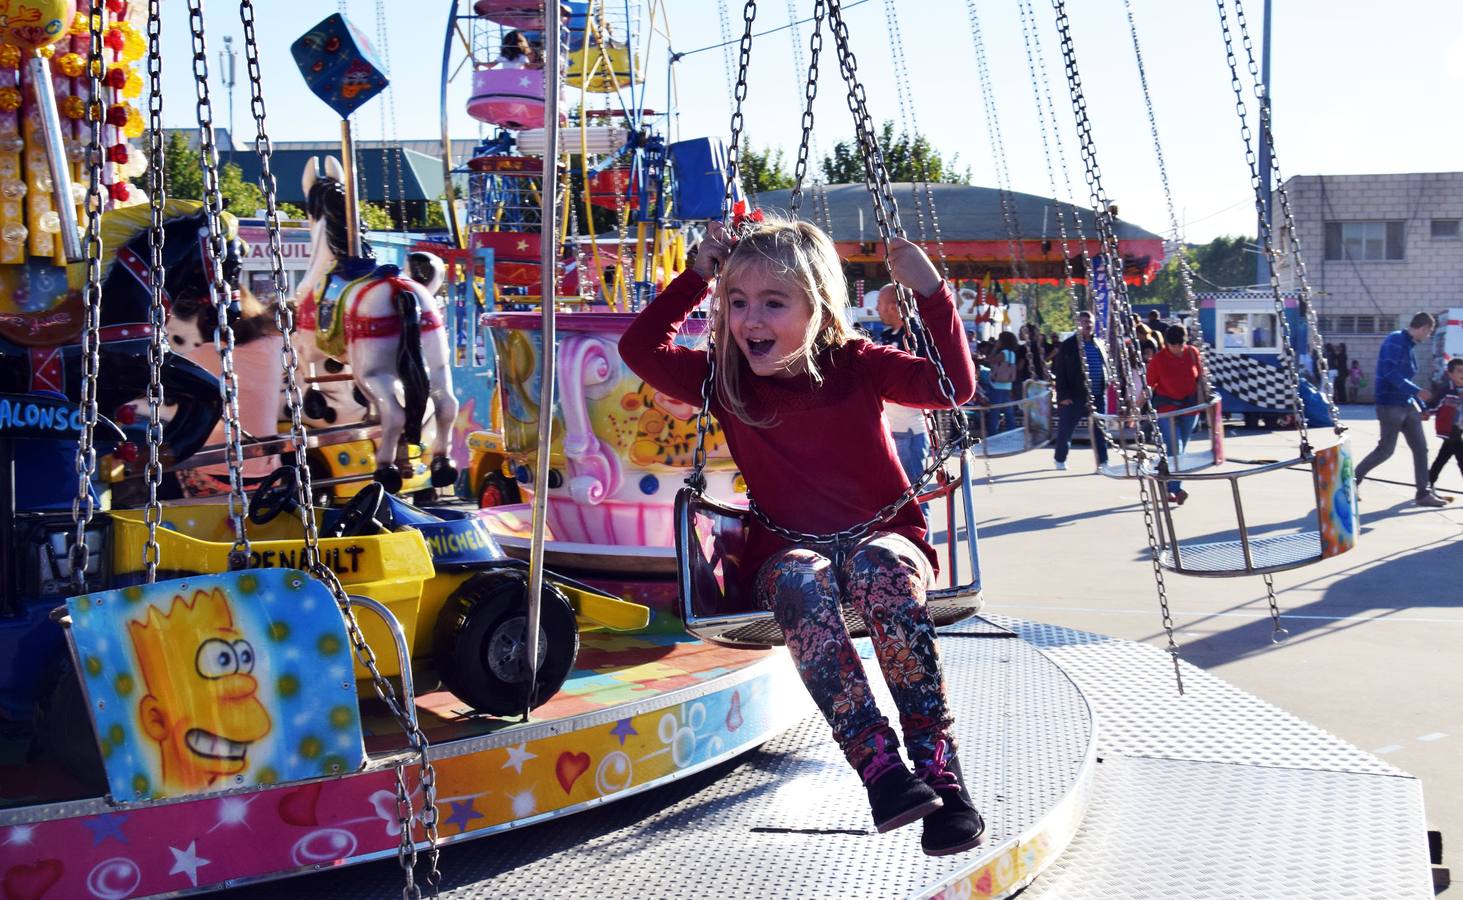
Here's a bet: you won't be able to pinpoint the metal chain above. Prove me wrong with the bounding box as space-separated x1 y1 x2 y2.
1121 0 1215 404
1214 0 1309 454
373 0 408 227
239 4 441 894
187 0 251 568
787 0 823 214
142 0 167 584
783 0 834 233
881 0 949 280
1228 0 1342 431
722 0 756 220
1016 0 1121 455
70 4 108 592
1261 573 1290 642
1051 0 1183 693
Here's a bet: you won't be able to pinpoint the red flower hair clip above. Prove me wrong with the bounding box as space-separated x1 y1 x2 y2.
728 199 764 239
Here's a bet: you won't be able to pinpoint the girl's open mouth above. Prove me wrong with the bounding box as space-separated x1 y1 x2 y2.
747 339 774 358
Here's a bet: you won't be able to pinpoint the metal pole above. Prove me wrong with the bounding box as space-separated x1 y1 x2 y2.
1254 0 1273 287
29 57 82 261
524 2 561 722
440 0 463 248
339 118 363 257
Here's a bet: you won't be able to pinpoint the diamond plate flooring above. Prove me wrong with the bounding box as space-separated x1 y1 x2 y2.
227 617 1094 899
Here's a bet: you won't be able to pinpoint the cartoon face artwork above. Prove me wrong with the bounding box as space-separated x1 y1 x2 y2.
65 570 367 802
127 588 272 792
623 383 725 469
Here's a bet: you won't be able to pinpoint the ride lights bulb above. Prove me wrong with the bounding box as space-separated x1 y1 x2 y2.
38 211 59 234
2 223 27 244
0 180 26 200
0 136 23 153
33 172 52 192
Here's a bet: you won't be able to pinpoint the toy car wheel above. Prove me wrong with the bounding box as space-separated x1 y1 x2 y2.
478 471 520 508
434 572 578 715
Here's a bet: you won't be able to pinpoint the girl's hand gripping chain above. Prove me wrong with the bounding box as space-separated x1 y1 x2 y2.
693 220 733 281
886 237 943 298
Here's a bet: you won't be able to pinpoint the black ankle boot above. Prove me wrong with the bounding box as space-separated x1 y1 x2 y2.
915 742 986 856
859 735 942 833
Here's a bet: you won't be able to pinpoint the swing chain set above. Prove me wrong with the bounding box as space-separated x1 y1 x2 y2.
711 0 972 553
787 0 823 214
69 7 107 593
187 0 253 569
1226 0 1343 433
239 2 443 891
141 0 167 585
1050 0 1185 691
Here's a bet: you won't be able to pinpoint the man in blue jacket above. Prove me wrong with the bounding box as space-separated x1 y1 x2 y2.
1354 312 1447 507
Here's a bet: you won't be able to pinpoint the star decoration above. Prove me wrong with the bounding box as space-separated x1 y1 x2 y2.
168 841 211 887
445 799 484 833
610 718 637 745
84 813 129 846
503 743 536 774
518 75 531 87
515 239 529 251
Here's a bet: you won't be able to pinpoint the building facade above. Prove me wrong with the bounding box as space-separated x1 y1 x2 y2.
1274 172 1463 400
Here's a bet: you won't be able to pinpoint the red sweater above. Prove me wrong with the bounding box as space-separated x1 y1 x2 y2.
1145 345 1203 412
619 269 976 585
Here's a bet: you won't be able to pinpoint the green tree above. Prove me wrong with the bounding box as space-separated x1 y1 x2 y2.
738 139 795 195
1128 235 1258 308
141 130 264 215
275 201 307 221
358 201 395 231
820 121 970 185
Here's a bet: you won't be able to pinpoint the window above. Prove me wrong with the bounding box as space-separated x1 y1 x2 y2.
1323 221 1405 261
1316 314 1386 335
1220 310 1280 353
1431 219 1460 239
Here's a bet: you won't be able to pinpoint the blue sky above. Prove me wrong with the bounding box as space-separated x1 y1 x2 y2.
160 1 1463 243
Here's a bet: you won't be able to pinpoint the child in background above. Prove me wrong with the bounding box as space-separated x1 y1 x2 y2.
1426 358 1463 492
487 30 536 69
620 216 984 855
1348 359 1365 400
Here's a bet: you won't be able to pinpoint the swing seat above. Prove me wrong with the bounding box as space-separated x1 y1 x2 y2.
61 569 379 804
467 154 547 176
1098 397 1225 479
588 167 638 210
1152 438 1357 577
675 451 985 648
468 68 547 130
471 230 547 286
963 381 1054 459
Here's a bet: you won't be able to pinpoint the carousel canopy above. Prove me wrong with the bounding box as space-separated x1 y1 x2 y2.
754 183 1167 284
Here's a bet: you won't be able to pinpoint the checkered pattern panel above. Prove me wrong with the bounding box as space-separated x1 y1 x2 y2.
1202 345 1298 410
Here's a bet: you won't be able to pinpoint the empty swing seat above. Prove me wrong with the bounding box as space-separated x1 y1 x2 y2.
676 451 985 648
963 381 1053 460
1098 396 1224 479
1152 438 1357 577
468 68 547 130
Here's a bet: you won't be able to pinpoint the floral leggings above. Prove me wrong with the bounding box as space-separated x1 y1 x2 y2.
757 532 955 772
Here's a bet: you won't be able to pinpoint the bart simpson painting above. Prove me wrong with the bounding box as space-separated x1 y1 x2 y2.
66 570 367 802
126 588 272 792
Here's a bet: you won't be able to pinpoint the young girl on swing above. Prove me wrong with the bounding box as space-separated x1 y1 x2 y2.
620 216 983 855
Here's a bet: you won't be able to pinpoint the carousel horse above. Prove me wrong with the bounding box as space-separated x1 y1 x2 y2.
291 155 458 493
0 203 230 462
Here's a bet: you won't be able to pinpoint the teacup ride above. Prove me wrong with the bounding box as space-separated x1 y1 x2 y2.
470 310 740 627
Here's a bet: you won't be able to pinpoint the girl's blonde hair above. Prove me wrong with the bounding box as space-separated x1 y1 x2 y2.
712 216 861 426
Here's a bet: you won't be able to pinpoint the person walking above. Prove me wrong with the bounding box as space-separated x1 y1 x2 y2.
1353 312 1447 507
1051 311 1108 470
1145 324 1203 505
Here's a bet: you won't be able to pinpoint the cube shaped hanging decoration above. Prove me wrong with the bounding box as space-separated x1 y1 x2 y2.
290 13 389 119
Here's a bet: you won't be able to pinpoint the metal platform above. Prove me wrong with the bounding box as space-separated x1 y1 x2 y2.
1004 617 1432 899
215 617 1432 899
1158 530 1323 576
224 616 1098 899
